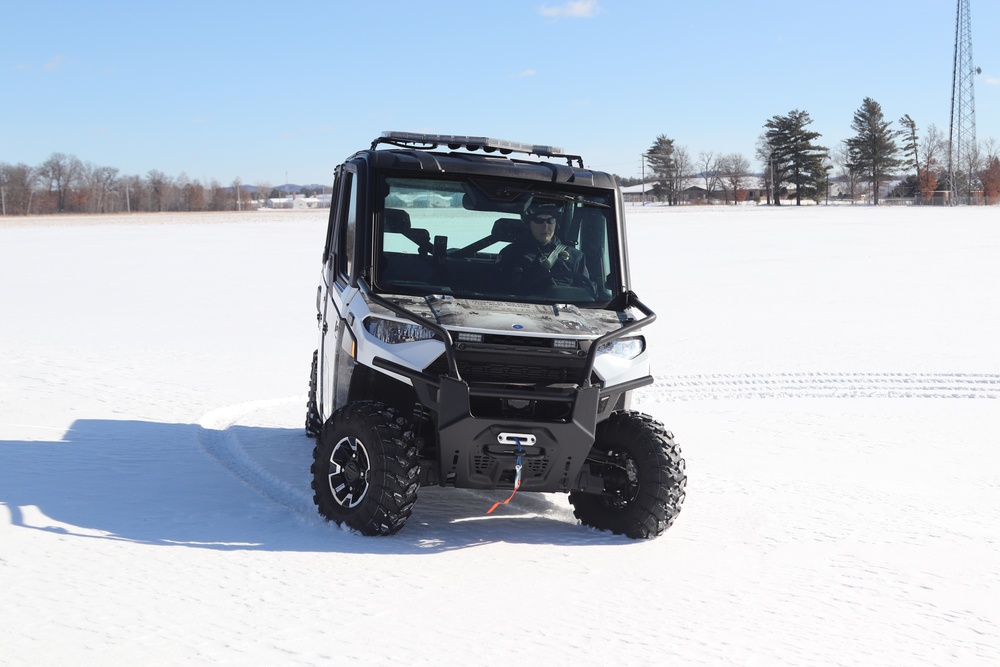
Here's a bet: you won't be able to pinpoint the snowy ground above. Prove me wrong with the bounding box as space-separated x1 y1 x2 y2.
2 205 998 665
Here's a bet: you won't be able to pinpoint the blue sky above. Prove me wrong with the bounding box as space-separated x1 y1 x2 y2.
3 0 998 185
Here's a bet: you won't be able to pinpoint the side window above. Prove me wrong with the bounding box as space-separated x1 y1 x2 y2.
322 168 341 264
337 171 357 283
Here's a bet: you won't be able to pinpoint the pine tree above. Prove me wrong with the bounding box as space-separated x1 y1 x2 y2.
845 98 903 205
763 110 829 206
899 114 921 190
646 134 678 205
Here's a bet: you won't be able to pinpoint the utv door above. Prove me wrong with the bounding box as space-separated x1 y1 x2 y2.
318 165 360 422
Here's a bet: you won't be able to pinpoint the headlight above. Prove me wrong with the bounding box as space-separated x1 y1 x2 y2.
596 336 645 360
364 316 438 344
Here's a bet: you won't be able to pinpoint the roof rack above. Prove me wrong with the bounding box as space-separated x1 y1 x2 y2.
372 131 585 168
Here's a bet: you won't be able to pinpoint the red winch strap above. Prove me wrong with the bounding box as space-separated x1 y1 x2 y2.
486 456 523 515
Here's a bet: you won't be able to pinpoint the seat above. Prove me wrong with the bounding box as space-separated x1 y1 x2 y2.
384 208 432 256
454 217 526 258
384 207 411 233
491 217 526 242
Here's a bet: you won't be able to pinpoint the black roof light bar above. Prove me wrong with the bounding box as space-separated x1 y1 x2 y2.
373 131 585 168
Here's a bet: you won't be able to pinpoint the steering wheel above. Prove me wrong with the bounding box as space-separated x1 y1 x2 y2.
559 271 596 290
525 270 597 299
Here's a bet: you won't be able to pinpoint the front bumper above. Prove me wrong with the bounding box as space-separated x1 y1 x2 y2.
362 280 656 492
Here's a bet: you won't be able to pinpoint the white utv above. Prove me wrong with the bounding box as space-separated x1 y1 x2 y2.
306 132 686 538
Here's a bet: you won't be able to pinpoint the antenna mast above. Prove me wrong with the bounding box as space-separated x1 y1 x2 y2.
949 0 978 203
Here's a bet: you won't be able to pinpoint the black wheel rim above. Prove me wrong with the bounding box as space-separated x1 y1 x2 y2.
327 436 371 508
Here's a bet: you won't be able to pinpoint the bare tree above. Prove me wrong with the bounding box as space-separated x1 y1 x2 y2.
831 144 862 202
755 133 777 205
90 165 120 213
0 163 37 215
181 176 207 211
962 142 983 202
673 147 691 203
254 180 272 209
208 179 228 211
718 153 752 204
146 170 171 212
982 153 1000 205
231 177 246 211
118 174 142 212
162 172 188 212
918 124 946 202
39 153 84 212
982 137 999 164
697 151 719 201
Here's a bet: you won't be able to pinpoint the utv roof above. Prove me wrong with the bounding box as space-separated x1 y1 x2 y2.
362 131 616 188
373 131 586 168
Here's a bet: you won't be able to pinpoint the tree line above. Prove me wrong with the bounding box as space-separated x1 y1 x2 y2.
0 153 324 216
8 100 1000 216
631 97 1000 206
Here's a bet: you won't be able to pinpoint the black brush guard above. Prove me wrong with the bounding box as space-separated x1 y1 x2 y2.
359 280 655 492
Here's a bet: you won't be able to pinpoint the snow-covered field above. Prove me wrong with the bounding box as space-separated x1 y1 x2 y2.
2 205 998 665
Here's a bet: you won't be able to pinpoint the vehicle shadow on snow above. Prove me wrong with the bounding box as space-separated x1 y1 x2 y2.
0 418 635 554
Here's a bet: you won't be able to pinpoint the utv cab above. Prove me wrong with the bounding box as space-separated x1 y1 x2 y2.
306 132 686 538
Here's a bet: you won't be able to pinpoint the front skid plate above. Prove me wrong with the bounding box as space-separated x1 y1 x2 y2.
432 377 600 492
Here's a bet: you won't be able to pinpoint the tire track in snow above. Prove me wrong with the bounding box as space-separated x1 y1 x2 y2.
645 372 1000 401
197 396 316 515
196 397 571 524
197 373 998 518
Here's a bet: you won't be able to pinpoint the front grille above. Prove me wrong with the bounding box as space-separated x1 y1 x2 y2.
481 334 554 348
464 360 583 384
472 453 551 483
424 348 588 385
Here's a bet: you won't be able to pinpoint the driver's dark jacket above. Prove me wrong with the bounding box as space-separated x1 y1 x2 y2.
496 234 588 294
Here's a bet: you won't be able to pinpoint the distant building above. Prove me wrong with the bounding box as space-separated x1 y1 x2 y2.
620 182 662 204
266 193 331 209
621 179 767 204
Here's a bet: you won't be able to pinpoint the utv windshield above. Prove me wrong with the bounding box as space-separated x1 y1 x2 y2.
374 175 619 306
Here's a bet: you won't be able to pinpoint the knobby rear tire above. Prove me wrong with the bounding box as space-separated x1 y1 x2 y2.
305 349 323 438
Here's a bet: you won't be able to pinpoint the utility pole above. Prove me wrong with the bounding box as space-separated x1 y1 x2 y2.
769 157 776 206
949 0 978 204
640 155 646 205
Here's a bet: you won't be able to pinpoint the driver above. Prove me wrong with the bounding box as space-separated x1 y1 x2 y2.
496 203 590 295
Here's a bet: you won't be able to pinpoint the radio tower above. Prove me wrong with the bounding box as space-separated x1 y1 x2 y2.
949 0 979 203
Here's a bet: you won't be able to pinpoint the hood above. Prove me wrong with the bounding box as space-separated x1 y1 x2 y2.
372 294 627 338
